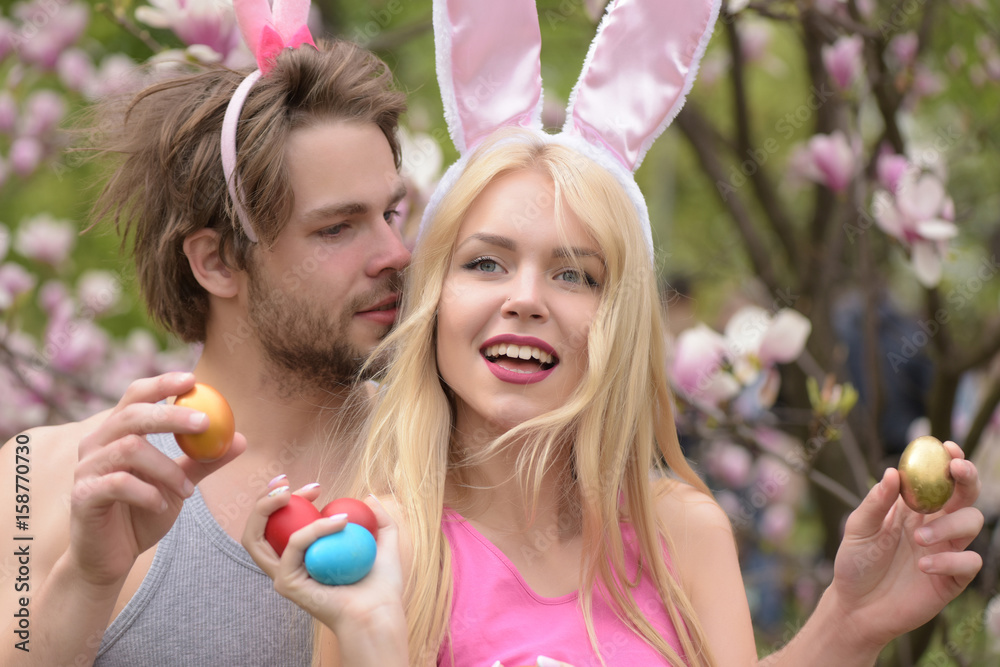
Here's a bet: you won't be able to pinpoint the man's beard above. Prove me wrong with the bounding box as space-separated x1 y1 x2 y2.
246 266 400 394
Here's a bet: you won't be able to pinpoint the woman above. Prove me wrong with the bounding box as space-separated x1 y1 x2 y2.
241 0 983 664
242 130 983 667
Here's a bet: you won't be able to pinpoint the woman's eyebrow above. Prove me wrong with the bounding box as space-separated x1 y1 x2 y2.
456 233 516 251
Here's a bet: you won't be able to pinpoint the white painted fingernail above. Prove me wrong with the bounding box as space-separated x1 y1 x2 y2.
537 657 561 667
300 482 321 492
267 474 287 488
491 662 502 667
326 513 348 522
267 486 290 498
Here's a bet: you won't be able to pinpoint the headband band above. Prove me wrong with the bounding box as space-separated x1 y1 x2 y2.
221 0 316 243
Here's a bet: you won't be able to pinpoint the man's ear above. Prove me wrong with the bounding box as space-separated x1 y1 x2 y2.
183 228 240 298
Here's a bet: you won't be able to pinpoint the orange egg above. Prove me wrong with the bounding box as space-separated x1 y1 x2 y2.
174 383 234 462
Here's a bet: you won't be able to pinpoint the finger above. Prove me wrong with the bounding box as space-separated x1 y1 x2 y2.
175 431 246 487
275 515 350 582
942 457 980 513
77 434 195 500
916 506 985 550
844 468 900 538
293 483 323 503
918 549 983 586
241 484 297 574
71 470 170 515
81 401 210 459
537 657 576 667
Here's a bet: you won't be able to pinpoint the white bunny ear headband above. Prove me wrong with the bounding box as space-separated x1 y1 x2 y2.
422 0 721 259
221 0 316 243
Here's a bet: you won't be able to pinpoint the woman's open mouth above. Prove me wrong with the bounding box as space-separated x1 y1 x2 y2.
481 342 558 384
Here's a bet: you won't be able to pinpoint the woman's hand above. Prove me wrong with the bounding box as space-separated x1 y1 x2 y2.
831 440 984 651
241 481 408 665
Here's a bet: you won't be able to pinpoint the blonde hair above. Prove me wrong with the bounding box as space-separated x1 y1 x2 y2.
359 129 716 666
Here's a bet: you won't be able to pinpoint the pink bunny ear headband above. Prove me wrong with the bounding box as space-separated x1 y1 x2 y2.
422 0 721 260
221 0 317 243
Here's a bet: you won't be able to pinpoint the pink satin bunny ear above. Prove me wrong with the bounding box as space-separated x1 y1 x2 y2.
235 0 316 74
563 0 721 172
434 0 544 154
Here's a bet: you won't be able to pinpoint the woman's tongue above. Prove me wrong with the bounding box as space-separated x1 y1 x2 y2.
492 356 543 373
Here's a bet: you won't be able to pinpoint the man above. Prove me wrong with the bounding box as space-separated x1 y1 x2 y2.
0 39 409 665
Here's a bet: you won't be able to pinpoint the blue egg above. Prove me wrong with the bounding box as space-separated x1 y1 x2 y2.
304 523 377 585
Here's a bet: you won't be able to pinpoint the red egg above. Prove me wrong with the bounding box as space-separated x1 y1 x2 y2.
174 383 235 462
265 495 322 556
320 497 378 541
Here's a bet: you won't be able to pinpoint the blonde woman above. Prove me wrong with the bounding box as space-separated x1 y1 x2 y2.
241 1 982 665
242 131 982 667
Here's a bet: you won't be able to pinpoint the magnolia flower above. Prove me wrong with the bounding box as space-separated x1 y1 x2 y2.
760 504 795 543
44 316 109 374
791 131 858 193
9 137 44 177
888 32 919 69
705 440 754 488
85 55 142 100
876 151 909 194
672 324 740 405
822 35 864 90
21 90 66 138
13 2 89 70
57 49 95 93
136 0 242 63
14 215 77 266
0 19 15 64
77 270 121 316
0 262 37 304
873 171 957 287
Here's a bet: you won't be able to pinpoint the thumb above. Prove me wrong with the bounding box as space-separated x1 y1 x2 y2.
844 468 899 539
177 431 247 486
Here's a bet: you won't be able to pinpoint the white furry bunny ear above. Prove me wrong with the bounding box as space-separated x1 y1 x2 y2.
563 0 721 172
433 0 544 154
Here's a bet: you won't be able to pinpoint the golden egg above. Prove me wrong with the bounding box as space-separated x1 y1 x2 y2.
174 383 235 463
898 435 954 514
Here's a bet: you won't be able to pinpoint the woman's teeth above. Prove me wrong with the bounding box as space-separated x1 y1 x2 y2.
483 343 555 366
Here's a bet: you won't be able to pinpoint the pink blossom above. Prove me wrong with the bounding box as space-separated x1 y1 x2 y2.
39 279 71 317
760 504 795 543
758 309 812 366
0 90 16 134
822 35 864 91
9 136 44 177
706 441 753 488
912 65 944 99
14 2 89 70
672 324 740 404
57 48 94 93
888 32 919 69
44 317 108 374
873 171 957 287
0 262 37 299
77 270 121 316
739 21 772 64
135 0 241 63
21 90 66 137
0 223 9 262
14 215 76 266
797 131 857 193
876 151 910 194
85 54 141 100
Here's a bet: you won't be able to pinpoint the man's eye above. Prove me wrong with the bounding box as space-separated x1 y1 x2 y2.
321 224 346 237
383 210 400 223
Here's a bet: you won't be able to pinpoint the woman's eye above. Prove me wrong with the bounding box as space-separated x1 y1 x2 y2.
462 257 502 273
556 269 599 288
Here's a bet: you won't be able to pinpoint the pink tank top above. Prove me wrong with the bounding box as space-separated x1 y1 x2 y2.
438 509 687 667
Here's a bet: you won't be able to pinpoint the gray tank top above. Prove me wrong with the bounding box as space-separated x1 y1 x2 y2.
96 431 313 666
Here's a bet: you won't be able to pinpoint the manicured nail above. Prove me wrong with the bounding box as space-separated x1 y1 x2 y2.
267 474 287 489
491 662 502 667
189 411 207 428
368 493 388 511
300 482 321 492
267 485 290 498
325 513 348 522
537 657 562 667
